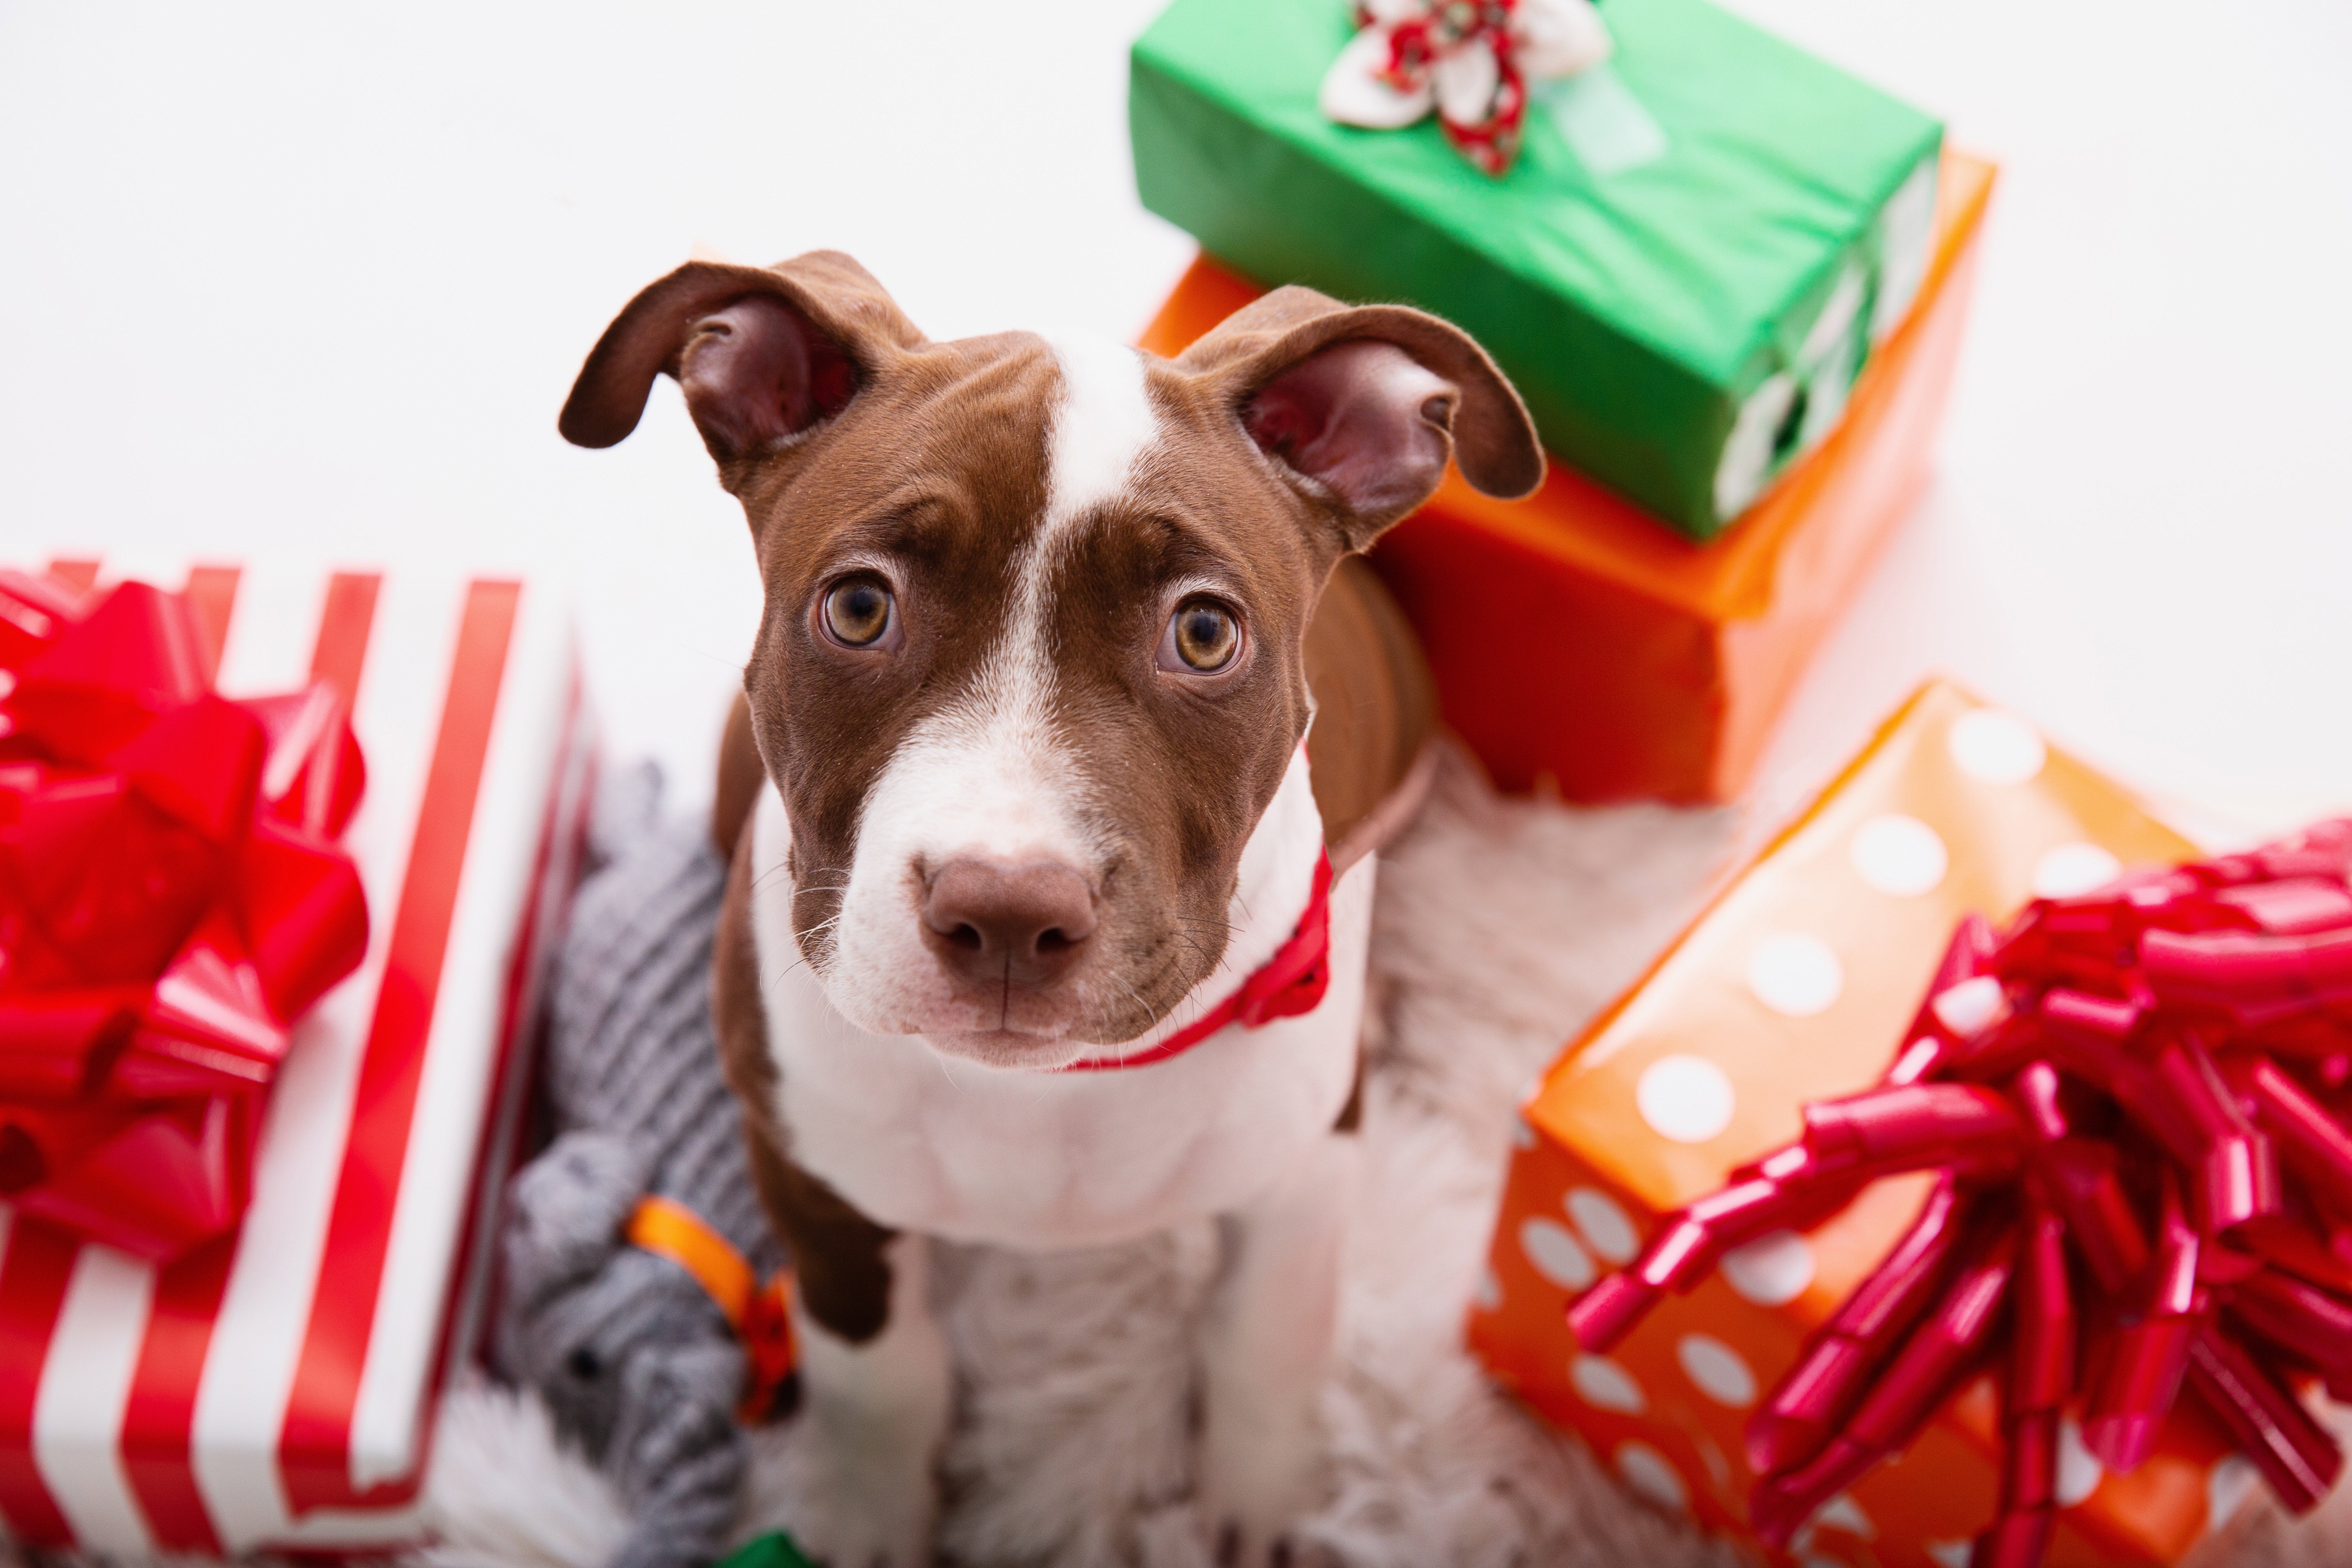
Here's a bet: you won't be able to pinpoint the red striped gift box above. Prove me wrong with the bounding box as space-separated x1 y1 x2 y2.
0 557 593 1555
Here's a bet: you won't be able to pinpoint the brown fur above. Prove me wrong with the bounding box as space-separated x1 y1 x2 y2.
714 820 898 1341
571 249 1532 1342
709 555 1434 866
571 252 1526 1050
706 558 1425 1340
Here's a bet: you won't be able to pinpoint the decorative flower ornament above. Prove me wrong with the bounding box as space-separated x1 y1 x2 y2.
1319 0 1614 175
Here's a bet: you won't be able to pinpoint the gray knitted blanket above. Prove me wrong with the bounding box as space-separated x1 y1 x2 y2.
494 766 785 1568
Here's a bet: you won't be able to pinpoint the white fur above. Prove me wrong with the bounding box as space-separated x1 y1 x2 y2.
753 744 1356 1561
1196 1132 1361 1562
745 327 1371 1561
815 330 1162 1042
781 1236 953 1568
750 747 1360 1251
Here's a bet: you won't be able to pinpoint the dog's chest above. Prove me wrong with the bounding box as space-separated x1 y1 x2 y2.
746 784 1369 1250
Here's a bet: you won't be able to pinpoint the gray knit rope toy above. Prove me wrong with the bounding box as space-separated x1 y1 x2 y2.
495 765 786 1568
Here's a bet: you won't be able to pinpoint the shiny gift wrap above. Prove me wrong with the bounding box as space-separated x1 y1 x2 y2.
1470 682 2319 1566
0 574 368 1261
0 558 590 1558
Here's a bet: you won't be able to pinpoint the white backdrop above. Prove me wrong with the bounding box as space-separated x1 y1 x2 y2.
4 0 2348 826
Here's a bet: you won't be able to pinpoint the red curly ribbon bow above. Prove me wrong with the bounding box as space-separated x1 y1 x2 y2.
1320 0 1615 176
1566 820 2352 1568
0 569 369 1261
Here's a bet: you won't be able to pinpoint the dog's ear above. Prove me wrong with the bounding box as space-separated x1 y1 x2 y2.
1178 286 1543 551
560 251 924 464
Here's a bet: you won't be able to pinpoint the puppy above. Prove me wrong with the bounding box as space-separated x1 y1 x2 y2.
561 252 1539 1566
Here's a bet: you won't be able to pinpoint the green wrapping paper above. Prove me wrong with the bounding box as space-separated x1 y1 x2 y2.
1129 0 1945 540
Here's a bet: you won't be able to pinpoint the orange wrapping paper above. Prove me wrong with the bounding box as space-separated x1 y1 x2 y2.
1470 682 2278 1567
1137 152 1997 807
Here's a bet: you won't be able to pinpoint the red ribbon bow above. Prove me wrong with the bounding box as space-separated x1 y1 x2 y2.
1567 820 2352 1568
0 569 369 1261
1364 0 1530 176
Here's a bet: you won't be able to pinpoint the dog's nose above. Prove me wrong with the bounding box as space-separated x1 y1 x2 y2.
921 858 1098 988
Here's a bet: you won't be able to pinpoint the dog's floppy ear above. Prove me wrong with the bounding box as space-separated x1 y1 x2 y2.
1179 285 1543 551
560 251 925 463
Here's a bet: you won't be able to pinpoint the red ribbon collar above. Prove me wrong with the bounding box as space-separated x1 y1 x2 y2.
1062 851 1334 1074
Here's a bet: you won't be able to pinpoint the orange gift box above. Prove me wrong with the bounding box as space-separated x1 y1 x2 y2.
1468 681 2283 1567
1138 152 1997 807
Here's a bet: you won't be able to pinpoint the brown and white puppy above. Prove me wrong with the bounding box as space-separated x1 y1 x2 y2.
561 252 1539 1566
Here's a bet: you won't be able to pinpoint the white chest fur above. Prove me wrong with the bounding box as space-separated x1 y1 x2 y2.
748 749 1371 1251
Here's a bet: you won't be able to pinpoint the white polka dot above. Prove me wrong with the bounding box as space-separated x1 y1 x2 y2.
1566 1187 1641 1264
2207 1454 2259 1534
1924 1541 1972 1568
1949 709 2047 785
1677 1334 1758 1407
1747 933 1844 1018
1722 1230 1815 1306
1511 1116 1538 1149
1615 1441 1689 1513
1812 1494 1874 1539
1798 1557 1847 1568
1570 1354 1646 1413
1931 975 2007 1037
1850 814 1949 896
2056 1415 2103 1505
1473 1268 1503 1312
2034 842 2123 900
1636 1055 1738 1144
1518 1217 1595 1290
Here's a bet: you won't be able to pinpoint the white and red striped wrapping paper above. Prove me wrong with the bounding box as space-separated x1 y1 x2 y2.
0 557 592 1555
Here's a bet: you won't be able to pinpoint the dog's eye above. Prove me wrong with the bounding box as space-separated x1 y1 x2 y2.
1163 597 1241 675
821 578 894 648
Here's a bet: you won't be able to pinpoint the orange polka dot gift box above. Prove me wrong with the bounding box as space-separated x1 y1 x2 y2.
1470 679 2352 1568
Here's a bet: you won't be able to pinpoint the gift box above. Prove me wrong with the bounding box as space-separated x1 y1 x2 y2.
1137 150 1994 806
1130 0 1945 539
1469 680 2290 1566
0 557 592 1555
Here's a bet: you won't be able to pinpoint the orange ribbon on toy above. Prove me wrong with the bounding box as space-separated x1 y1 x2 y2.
626 1195 798 1423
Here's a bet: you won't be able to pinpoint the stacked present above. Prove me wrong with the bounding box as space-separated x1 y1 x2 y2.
1471 680 2352 1566
0 559 590 1555
1131 0 1991 802
1131 3 2352 1560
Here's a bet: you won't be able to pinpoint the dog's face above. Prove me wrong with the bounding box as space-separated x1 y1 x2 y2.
564 252 1537 1067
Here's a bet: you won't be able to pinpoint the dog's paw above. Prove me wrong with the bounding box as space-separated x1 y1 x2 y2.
1204 1517 1297 1568
786 1481 933 1568
1196 1402 1323 1568
779 1413 938 1568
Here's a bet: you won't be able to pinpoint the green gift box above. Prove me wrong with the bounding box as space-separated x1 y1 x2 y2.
1129 0 1945 540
